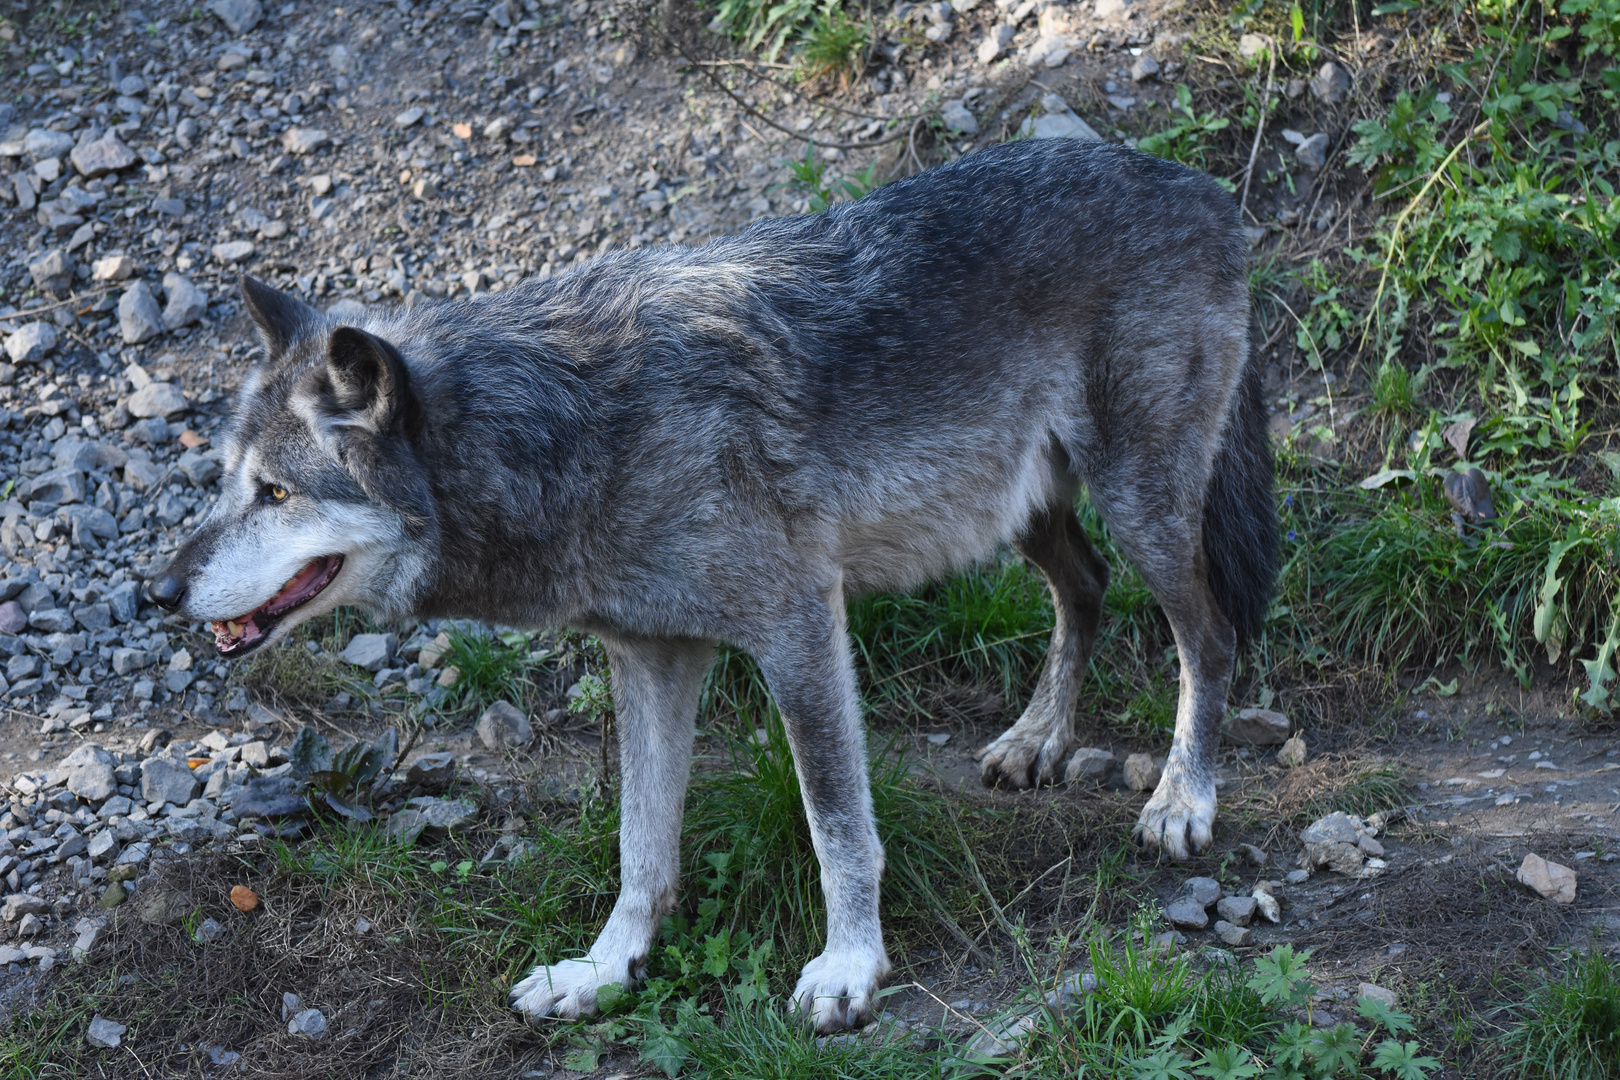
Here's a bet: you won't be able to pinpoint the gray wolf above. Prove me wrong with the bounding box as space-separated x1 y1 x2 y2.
147 138 1276 1032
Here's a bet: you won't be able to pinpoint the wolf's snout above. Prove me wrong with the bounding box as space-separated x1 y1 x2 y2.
147 570 187 611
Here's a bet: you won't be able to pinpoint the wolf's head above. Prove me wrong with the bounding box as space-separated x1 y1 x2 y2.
147 277 436 659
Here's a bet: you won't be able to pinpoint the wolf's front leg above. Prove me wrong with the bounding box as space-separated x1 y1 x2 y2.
753 587 892 1033
510 636 714 1021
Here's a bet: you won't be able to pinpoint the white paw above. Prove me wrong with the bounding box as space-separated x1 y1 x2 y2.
791 946 892 1033
979 725 1072 789
510 956 629 1021
1133 768 1216 860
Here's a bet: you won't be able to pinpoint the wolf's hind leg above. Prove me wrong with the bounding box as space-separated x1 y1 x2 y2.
510 636 713 1021
980 505 1110 789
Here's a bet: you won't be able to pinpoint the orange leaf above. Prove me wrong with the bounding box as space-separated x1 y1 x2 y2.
512 154 536 168
452 122 472 140
230 885 259 913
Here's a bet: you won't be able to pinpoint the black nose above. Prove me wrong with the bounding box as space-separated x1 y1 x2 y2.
147 571 187 611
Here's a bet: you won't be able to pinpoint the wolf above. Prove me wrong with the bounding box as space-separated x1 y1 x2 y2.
147 138 1276 1032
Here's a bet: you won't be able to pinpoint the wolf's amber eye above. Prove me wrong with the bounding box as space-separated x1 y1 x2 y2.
260 484 289 505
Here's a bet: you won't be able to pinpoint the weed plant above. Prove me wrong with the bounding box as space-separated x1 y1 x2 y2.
1498 949 1620 1080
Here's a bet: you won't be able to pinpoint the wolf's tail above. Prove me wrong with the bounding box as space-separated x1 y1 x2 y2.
1201 320 1279 645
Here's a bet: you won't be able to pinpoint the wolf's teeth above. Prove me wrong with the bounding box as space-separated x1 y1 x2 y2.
227 620 244 636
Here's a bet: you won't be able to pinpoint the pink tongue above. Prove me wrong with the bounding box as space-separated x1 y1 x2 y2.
269 559 328 610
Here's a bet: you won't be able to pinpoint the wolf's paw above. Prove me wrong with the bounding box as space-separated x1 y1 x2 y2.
510 957 629 1021
1132 768 1216 861
791 945 892 1033
979 725 1072 789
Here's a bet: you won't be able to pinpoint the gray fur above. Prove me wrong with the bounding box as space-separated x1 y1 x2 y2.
149 139 1276 1032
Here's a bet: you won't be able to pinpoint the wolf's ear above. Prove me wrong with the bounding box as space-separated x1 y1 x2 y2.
325 326 410 431
240 275 318 357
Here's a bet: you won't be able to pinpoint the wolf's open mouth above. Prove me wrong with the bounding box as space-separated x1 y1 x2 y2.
211 555 343 658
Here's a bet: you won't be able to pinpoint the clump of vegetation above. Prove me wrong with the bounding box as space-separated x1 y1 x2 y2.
1499 949 1620 1080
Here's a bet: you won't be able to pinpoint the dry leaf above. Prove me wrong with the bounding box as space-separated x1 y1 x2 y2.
512 154 537 168
230 885 259 913
451 122 472 140
1442 415 1477 459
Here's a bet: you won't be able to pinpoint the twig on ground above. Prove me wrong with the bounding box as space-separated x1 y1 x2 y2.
1238 40 1277 220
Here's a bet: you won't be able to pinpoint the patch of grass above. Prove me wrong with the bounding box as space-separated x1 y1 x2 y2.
1372 358 1418 416
1499 949 1620 1080
796 3 867 88
440 626 535 716
234 609 374 709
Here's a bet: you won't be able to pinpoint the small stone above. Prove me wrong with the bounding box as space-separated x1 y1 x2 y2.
1022 93 1103 142
98 881 127 908
127 382 189 418
70 132 137 178
940 100 979 135
1251 884 1282 922
1516 853 1577 904
25 128 76 161
1124 752 1161 792
1183 877 1222 908
1300 811 1365 845
978 23 1016 63
1216 895 1257 926
88 830 119 864
18 912 45 936
0 601 25 634
118 281 164 345
437 664 461 688
92 254 137 282
162 273 208 329
280 127 330 155
1214 920 1252 946
86 1015 127 1048
3 894 49 921
1310 62 1351 104
340 632 396 672
72 919 106 960
1239 843 1268 867
1356 834 1385 857
1358 983 1399 1009
288 1007 328 1038
477 700 534 750
1277 733 1308 768
1094 0 1130 17
211 240 255 266
1294 133 1330 172
1284 868 1310 885
1227 707 1290 745
69 761 118 802
406 751 456 790
5 322 59 364
29 248 72 292
1166 896 1208 930
208 0 263 35
141 757 201 805
1064 747 1114 784
412 176 439 200
1130 55 1160 82
395 106 426 128
1238 33 1269 60
194 917 225 943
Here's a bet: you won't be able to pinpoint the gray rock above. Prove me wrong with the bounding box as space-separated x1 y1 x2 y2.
211 240 255 265
28 465 85 504
68 762 117 802
1130 55 1160 82
405 751 456 790
161 273 208 329
2 893 49 921
118 75 147 97
17 912 44 936
1166 896 1208 930
1064 746 1114 784
940 99 979 135
98 795 134 819
208 0 263 34
395 106 427 128
340 632 396 672
127 381 189 418
194 916 225 943
1359 983 1398 1008
387 798 477 843
1240 843 1269 866
28 248 72 292
1214 919 1251 946
106 581 140 624
70 132 137 178
1310 62 1351 104
0 601 24 634
280 127 330 155
1294 133 1330 173
1021 94 1102 141
87 829 119 863
24 128 75 161
6 322 59 364
141 758 200 806
1215 895 1257 926
1123 752 1161 792
29 607 75 633
177 449 221 486
1277 732 1308 767
118 281 163 345
1300 811 1365 845
86 1014 126 1048
1226 707 1290 746
288 1007 328 1038
477 700 533 749
1182 876 1221 908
